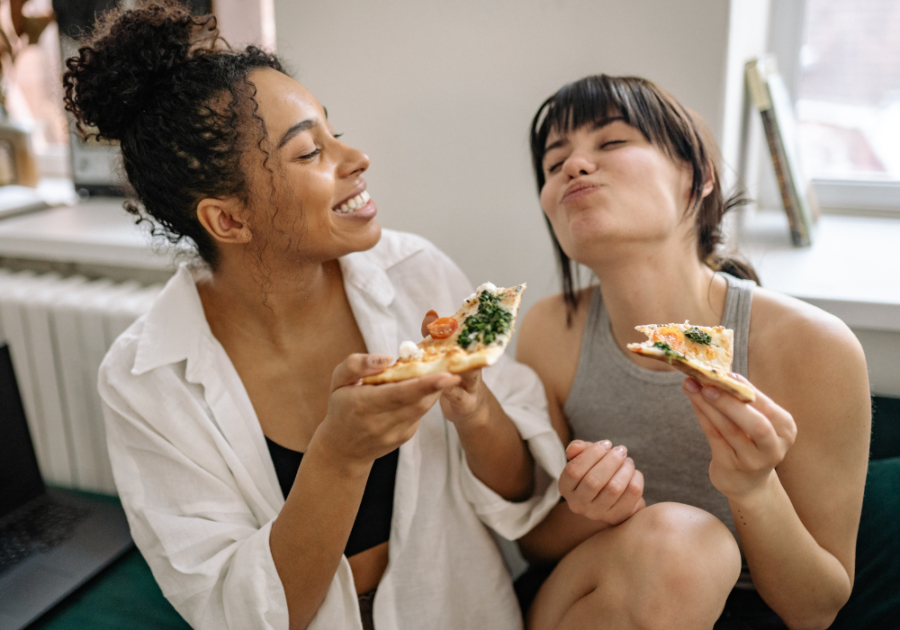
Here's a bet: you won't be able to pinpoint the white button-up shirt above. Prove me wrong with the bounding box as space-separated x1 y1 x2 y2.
99 230 566 630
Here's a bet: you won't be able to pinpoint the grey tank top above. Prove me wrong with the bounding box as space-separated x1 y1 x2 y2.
564 272 756 588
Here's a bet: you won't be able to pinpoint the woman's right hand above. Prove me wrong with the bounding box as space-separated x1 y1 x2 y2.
316 353 461 465
558 440 646 525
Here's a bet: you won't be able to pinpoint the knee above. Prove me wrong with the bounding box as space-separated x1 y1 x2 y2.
626 503 741 629
636 502 741 583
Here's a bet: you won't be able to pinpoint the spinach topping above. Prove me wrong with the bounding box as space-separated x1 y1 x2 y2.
653 340 683 360
684 327 712 345
458 290 512 350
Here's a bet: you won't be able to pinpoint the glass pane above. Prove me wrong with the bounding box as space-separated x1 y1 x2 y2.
796 0 900 182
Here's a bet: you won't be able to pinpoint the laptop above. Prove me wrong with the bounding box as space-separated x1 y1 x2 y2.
0 343 133 629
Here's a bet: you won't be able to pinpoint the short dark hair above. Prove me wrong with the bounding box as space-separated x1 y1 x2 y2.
62 0 284 267
529 74 758 321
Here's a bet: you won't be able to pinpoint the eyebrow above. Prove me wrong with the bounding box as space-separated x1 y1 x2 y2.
543 115 627 155
277 119 318 149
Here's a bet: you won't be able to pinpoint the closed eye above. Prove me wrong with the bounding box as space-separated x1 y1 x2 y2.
547 161 564 174
601 140 625 148
297 147 321 161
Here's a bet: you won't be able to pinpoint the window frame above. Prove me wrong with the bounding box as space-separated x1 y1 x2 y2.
768 0 900 216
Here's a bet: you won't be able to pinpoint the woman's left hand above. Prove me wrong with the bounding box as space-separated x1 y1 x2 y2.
683 374 797 501
421 310 489 428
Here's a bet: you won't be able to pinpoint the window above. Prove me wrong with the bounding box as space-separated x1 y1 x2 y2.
1 0 68 179
771 0 900 215
0 0 274 184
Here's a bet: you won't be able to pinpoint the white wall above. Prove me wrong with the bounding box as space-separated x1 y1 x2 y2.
216 0 275 50
273 0 765 317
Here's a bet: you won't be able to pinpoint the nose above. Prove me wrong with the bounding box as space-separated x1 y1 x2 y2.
562 152 596 178
337 140 370 178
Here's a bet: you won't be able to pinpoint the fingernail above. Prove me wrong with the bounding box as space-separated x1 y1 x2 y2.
683 378 700 393
702 386 720 401
600 440 612 450
626 457 634 465
615 445 627 454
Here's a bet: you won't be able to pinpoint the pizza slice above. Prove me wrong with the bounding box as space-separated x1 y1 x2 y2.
362 282 525 384
626 321 756 402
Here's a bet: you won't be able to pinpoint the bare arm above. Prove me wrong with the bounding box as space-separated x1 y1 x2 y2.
517 499 608 565
270 354 459 630
444 373 536 501
683 296 870 630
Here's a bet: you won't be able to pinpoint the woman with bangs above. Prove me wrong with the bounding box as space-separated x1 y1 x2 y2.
515 75 870 630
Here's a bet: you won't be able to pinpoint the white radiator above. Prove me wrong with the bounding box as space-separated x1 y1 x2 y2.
0 269 163 494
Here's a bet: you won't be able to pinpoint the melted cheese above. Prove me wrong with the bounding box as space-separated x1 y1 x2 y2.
641 321 732 372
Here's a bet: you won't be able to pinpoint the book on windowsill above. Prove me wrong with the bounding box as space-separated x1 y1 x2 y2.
746 55 818 247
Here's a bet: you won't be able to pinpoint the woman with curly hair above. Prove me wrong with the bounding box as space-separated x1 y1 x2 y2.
64 3 564 629
513 75 870 630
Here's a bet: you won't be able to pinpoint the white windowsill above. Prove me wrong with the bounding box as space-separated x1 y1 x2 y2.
737 210 900 333
0 195 176 272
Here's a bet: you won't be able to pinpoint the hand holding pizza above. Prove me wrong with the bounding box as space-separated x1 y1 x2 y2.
317 353 461 465
420 310 491 428
557 439 646 525
683 374 798 501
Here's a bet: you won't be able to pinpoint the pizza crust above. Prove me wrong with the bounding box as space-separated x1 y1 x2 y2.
627 322 756 402
362 284 525 384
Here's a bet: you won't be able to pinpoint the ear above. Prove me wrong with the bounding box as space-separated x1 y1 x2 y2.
196 196 252 245
700 160 716 199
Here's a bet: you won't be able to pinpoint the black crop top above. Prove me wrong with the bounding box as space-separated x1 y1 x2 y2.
265 436 398 558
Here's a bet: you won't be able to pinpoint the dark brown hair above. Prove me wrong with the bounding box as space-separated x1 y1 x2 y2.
529 75 759 320
62 1 284 267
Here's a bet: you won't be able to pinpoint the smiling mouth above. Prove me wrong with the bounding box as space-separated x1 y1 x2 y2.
333 190 371 214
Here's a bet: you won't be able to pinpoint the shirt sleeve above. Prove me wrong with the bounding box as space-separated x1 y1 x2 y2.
422 242 567 541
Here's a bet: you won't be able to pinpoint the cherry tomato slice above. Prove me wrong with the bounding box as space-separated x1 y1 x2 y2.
427 316 459 339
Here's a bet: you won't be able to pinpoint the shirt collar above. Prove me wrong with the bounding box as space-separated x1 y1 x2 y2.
339 229 427 307
131 230 425 375
132 263 209 376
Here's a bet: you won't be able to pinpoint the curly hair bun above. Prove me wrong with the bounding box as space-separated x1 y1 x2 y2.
63 1 220 141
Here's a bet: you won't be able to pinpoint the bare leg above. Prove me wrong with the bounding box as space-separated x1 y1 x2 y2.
527 503 741 630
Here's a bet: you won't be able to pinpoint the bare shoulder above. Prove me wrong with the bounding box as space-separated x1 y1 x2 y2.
748 287 869 401
517 287 596 442
517 288 594 388
749 286 870 495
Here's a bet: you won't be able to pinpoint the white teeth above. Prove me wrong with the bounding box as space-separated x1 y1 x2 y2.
334 191 370 214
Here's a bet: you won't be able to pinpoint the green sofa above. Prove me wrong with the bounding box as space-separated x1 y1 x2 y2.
829 396 900 630
29 397 900 630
